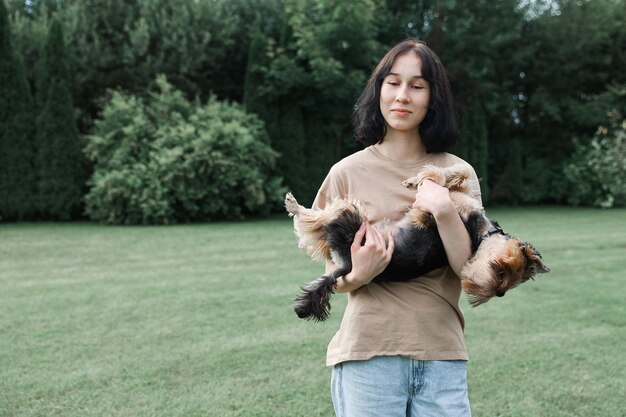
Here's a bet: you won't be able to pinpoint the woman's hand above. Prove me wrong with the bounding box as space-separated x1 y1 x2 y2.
411 179 455 219
335 221 394 293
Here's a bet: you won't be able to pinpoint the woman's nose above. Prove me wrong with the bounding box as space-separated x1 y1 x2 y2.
395 85 410 103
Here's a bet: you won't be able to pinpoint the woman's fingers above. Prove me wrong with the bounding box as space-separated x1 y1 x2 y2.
351 221 366 248
386 231 395 259
367 223 384 250
373 226 386 250
355 222 394 262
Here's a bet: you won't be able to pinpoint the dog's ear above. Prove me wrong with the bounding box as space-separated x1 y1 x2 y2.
521 243 551 277
460 278 492 307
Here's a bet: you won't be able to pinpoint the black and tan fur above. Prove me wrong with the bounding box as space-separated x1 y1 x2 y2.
286 163 550 321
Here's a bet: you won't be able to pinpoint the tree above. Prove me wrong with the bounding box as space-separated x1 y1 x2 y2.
247 0 381 203
36 18 84 219
564 106 626 208
491 138 523 205
509 0 626 203
9 0 240 131
457 102 490 202
244 24 309 201
0 0 36 220
379 0 626 205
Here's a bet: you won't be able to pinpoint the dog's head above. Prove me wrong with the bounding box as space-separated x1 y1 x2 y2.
460 234 550 307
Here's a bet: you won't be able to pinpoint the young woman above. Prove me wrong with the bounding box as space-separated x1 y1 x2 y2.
312 39 482 416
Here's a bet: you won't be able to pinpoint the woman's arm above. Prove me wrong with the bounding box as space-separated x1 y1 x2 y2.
411 179 472 276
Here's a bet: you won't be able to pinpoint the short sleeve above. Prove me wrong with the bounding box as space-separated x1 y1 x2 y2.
312 164 346 210
466 166 483 207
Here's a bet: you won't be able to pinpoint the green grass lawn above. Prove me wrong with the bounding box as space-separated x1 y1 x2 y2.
1 207 625 417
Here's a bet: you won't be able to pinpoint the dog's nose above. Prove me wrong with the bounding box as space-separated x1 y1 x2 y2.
496 291 506 297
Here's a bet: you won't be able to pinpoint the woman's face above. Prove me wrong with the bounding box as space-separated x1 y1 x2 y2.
379 51 430 135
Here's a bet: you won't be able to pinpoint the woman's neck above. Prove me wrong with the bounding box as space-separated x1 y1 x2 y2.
375 130 428 162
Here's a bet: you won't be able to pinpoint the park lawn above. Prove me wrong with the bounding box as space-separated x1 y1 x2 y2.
1 207 625 417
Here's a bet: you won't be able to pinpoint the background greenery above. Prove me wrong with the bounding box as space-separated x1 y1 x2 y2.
1 0 625 223
1 208 625 416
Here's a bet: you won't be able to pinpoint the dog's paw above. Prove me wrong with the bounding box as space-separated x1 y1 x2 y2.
444 164 472 192
401 177 421 190
402 166 446 190
284 192 300 216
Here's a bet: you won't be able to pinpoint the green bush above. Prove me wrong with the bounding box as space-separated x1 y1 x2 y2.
563 111 626 208
84 76 284 224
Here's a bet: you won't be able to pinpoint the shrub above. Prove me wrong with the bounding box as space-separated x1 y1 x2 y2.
84 76 284 224
563 111 626 208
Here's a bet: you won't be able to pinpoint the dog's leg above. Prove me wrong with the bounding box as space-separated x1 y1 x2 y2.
284 192 333 262
449 190 482 222
442 164 472 193
401 165 446 190
401 163 472 193
285 192 302 216
293 266 350 321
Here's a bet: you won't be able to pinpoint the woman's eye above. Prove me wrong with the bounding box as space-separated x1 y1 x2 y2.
412 85 425 90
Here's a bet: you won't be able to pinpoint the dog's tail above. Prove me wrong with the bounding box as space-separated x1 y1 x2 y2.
293 268 347 322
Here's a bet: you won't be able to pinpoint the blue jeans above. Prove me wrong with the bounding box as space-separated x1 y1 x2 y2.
331 356 471 417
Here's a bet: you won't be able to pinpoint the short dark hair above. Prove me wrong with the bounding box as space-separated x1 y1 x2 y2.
353 39 458 152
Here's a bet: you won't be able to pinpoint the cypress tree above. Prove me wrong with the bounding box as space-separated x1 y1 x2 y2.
243 28 267 117
492 138 523 205
469 104 489 203
507 138 524 205
275 97 307 200
458 103 490 203
243 24 307 201
35 19 84 219
0 0 37 220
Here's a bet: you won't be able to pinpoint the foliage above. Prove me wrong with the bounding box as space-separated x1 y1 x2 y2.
84 76 284 224
506 0 626 204
9 0 239 130
491 138 524 205
380 0 625 205
456 102 490 202
563 109 626 208
244 0 381 203
0 0 36 220
35 18 84 220
4 0 626 215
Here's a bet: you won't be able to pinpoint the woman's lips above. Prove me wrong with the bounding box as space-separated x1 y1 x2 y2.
391 109 412 115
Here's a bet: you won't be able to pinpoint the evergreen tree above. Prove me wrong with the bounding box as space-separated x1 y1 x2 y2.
492 138 523 205
458 103 490 203
258 0 379 203
35 19 84 219
243 28 267 117
0 0 36 220
244 23 308 200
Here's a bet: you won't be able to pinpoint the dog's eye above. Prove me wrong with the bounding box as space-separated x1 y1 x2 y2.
498 270 506 281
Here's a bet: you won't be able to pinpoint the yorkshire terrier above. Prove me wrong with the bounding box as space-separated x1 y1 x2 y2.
285 163 550 321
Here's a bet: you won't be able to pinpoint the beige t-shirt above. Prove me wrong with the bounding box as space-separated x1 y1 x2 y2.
313 146 482 366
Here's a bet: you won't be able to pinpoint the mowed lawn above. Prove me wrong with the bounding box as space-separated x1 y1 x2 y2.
1 207 625 417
